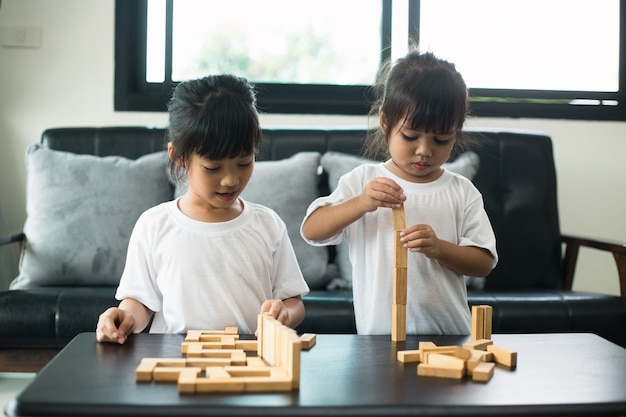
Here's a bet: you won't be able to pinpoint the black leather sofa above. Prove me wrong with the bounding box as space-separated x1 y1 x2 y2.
1 126 625 372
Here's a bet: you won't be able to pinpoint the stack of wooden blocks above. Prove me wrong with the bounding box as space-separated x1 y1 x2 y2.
397 305 518 382
392 206 407 342
135 314 316 393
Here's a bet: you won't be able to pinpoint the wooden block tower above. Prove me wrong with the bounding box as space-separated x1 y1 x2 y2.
392 205 407 341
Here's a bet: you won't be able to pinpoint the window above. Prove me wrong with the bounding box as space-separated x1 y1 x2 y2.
115 0 626 120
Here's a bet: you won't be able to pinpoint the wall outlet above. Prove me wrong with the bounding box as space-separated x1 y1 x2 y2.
2 26 41 48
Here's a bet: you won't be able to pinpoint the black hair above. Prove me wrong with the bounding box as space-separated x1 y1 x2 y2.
364 48 472 160
167 74 261 181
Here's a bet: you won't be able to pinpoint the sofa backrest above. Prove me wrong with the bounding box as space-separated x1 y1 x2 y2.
41 126 562 291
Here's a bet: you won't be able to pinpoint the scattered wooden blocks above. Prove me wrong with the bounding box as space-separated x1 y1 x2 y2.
136 315 316 394
399 339 515 383
396 304 517 383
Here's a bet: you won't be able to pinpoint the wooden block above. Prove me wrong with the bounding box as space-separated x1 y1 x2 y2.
198 334 240 343
183 342 223 355
194 377 245 393
194 358 233 367
392 205 406 230
467 348 493 362
178 369 199 394
418 341 437 351
288 332 302 389
150 358 188 367
235 340 258 352
394 231 408 268
224 367 272 377
472 361 495 382
487 345 517 368
397 350 421 363
184 330 203 342
136 358 159 382
482 305 493 340
185 358 233 368
471 305 485 341
466 349 491 376
393 267 408 305
196 348 243 358
246 356 268 367
224 326 239 335
153 366 200 382
230 350 248 366
451 347 472 361
299 333 316 350
420 345 458 362
463 339 493 351
244 370 294 392
205 367 233 379
466 358 481 376
257 314 264 357
426 353 465 371
262 314 276 365
417 363 464 379
391 303 406 342
219 336 236 349
185 327 239 341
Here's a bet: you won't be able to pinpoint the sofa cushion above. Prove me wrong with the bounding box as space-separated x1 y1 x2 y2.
10 145 172 289
173 152 329 290
320 151 480 290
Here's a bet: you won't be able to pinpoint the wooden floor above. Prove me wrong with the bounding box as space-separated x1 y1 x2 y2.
0 348 59 373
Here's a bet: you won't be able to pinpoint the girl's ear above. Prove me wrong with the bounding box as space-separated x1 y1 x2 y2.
379 107 389 133
167 142 184 167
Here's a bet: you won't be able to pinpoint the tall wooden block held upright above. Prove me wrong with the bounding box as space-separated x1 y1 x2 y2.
392 205 407 342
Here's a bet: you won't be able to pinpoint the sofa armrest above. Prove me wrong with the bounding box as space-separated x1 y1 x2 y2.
0 231 24 247
562 234 626 297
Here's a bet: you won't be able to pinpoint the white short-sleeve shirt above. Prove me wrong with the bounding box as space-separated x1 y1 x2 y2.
116 198 309 334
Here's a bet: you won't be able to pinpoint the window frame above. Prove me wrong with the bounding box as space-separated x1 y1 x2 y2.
115 0 626 121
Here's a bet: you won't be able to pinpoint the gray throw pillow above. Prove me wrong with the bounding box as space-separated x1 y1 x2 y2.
10 145 172 289
172 152 328 289
320 151 481 290
242 152 328 289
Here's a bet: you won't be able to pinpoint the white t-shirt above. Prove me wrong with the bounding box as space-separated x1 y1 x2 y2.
301 163 497 335
116 198 310 334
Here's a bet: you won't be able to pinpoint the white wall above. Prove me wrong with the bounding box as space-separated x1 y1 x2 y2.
1 0 625 294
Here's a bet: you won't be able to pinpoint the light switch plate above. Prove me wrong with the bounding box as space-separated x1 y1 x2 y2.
2 26 41 48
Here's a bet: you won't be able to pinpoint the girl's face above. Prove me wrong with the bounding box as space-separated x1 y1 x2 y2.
381 112 457 183
169 143 255 221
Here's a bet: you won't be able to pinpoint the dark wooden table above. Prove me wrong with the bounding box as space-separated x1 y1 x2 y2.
5 332 626 417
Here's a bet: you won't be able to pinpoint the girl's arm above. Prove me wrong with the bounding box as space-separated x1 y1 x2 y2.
301 196 365 242
400 225 494 277
118 298 154 332
432 242 494 277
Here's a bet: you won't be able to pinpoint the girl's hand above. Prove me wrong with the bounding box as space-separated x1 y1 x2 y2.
359 177 406 213
399 224 441 258
400 224 495 277
259 299 291 326
96 307 135 344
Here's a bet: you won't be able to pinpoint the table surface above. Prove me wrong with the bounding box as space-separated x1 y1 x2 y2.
6 332 626 417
